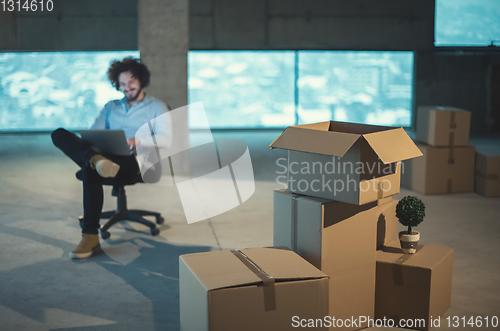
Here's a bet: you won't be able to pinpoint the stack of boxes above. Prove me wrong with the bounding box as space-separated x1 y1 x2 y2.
273 193 399 329
402 106 476 194
270 120 448 330
402 105 500 197
475 150 500 197
179 119 457 331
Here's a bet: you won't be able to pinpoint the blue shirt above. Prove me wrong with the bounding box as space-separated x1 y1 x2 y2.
90 94 171 140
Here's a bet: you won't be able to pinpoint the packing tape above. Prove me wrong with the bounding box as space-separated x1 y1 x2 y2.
450 111 457 130
447 145 454 192
448 145 455 164
448 132 455 147
292 196 299 253
391 245 423 286
394 245 423 265
475 170 499 180
377 181 384 200
230 249 277 312
447 112 457 146
392 264 404 286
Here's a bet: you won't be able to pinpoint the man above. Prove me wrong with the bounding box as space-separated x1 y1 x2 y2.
52 57 171 259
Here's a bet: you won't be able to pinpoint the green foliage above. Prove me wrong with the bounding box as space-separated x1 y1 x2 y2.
396 196 426 231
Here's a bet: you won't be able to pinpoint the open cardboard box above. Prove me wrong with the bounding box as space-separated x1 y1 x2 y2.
180 247 329 331
270 121 422 205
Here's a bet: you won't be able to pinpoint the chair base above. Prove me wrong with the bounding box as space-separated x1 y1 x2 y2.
78 185 164 239
79 210 164 239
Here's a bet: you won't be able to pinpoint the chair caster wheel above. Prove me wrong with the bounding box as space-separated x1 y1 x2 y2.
156 216 164 225
151 228 160 236
101 230 111 240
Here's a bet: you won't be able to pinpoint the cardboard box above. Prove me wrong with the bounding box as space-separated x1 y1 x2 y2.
375 243 454 331
273 189 399 255
273 189 400 330
179 247 329 331
475 151 500 197
401 143 475 194
270 121 422 205
416 106 471 147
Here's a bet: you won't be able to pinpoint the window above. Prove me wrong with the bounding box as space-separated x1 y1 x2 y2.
0 51 139 131
188 51 296 128
435 0 500 47
188 51 414 128
298 51 413 127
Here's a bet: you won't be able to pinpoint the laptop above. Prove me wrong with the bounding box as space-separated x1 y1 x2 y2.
80 130 133 156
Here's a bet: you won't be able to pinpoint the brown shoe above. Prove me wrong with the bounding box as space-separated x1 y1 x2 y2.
70 234 101 259
90 155 120 178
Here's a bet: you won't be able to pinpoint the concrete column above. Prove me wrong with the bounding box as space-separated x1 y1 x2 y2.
138 0 188 108
138 0 189 173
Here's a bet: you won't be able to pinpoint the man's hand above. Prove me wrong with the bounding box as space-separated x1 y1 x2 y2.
127 138 140 150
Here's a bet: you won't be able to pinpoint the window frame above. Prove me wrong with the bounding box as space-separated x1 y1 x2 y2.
188 49 416 130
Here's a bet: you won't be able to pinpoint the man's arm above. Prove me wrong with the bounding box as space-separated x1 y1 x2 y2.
134 101 173 151
90 102 110 129
134 102 173 182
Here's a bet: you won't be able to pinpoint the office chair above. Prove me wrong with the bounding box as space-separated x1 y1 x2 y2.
76 165 164 240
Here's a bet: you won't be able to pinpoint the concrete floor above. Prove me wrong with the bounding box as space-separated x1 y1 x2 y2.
0 131 499 331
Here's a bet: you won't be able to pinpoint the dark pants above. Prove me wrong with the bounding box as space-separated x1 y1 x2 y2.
51 128 140 234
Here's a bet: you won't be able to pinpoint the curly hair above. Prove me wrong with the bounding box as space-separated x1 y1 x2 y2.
107 57 150 91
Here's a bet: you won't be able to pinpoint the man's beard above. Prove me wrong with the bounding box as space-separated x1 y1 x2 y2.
125 88 142 102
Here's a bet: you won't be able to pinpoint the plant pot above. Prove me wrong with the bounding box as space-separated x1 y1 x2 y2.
399 231 420 254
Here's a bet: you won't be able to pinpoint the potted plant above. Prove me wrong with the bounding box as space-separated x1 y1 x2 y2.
396 196 425 254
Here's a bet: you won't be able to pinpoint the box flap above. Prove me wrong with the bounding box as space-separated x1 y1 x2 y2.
363 128 423 164
293 121 332 131
269 126 360 157
180 248 327 292
271 121 422 161
180 251 261 292
329 121 393 134
242 247 327 280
